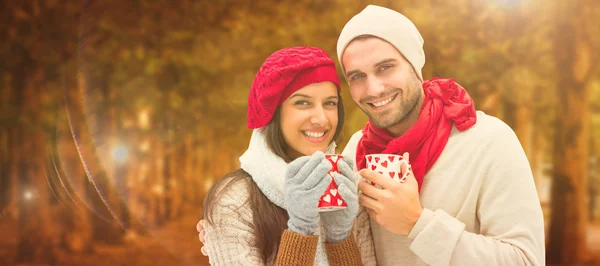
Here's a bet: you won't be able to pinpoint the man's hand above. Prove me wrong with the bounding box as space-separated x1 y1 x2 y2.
358 152 423 236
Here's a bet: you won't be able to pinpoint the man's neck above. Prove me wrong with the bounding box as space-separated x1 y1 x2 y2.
386 94 424 138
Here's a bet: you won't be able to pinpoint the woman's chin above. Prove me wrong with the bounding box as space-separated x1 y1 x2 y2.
301 146 329 156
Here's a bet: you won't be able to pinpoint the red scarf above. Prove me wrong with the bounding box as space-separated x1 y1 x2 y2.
356 78 477 191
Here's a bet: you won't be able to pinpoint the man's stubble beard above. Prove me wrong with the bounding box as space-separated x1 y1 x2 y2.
364 77 422 129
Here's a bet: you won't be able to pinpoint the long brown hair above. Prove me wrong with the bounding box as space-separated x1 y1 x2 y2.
203 94 345 263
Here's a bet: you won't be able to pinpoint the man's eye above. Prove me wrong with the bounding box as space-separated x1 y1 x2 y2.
351 73 365 80
379 65 391 71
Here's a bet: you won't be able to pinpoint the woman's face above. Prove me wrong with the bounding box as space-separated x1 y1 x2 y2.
279 81 339 160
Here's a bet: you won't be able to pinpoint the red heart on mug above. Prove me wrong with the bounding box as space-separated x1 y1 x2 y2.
381 161 388 168
371 165 377 170
388 156 395 162
367 156 372 163
389 172 396 178
374 157 380 163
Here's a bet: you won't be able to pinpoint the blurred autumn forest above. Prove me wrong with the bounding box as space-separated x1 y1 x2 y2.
0 0 599 265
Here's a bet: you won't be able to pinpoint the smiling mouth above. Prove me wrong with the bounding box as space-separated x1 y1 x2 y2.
302 130 327 138
368 93 397 108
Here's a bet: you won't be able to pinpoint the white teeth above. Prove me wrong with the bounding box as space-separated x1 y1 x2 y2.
303 131 325 138
372 96 394 107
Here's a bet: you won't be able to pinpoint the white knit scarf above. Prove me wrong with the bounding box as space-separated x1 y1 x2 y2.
239 129 337 208
239 129 336 265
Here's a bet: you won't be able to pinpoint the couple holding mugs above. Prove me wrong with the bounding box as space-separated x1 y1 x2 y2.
197 5 545 266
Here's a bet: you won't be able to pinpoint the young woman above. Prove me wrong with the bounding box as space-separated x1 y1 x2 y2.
200 47 375 265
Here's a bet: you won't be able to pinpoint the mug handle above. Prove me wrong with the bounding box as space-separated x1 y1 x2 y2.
398 160 412 183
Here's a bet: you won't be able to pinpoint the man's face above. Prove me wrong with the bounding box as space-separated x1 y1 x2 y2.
341 37 422 129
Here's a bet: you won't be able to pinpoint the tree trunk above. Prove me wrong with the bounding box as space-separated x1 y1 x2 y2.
125 134 145 235
136 135 153 228
163 142 173 222
516 104 534 164
148 138 166 227
547 1 591 263
501 95 517 132
15 68 57 264
7 127 21 221
158 138 167 225
531 131 545 195
59 140 94 253
168 145 183 220
80 70 125 244
590 137 598 222
57 75 93 253
2 73 20 221
0 128 6 212
0 75 8 209
104 84 128 229
0 75 12 214
196 141 207 204
2 73 19 220
184 134 196 205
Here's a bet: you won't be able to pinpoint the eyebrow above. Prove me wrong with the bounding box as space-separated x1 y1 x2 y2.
289 94 339 100
345 58 398 78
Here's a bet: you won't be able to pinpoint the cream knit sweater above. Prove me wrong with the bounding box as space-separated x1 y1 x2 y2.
342 111 545 266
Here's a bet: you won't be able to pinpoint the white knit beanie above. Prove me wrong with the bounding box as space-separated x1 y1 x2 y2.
336 5 425 81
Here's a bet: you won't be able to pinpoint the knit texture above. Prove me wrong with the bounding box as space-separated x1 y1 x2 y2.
284 152 335 236
342 111 546 266
336 5 425 81
239 129 337 209
248 46 341 128
325 234 364 266
237 130 333 264
203 172 377 266
275 230 319 266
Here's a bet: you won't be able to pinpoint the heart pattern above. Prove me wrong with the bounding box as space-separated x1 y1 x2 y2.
319 154 348 210
330 189 337 197
330 155 339 163
326 154 340 173
319 180 347 209
365 154 411 187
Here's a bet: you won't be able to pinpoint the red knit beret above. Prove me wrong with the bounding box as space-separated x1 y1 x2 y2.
247 46 341 129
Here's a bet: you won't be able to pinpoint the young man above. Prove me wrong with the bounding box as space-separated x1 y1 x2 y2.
338 5 545 266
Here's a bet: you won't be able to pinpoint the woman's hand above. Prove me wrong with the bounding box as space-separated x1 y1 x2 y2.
284 151 332 235
320 157 359 243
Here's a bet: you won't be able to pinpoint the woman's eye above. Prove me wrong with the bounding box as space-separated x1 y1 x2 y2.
294 100 310 106
325 101 338 106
